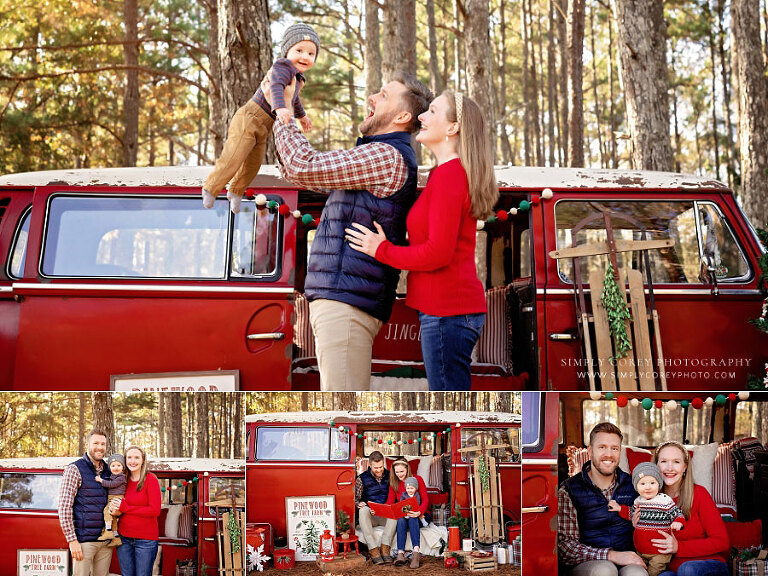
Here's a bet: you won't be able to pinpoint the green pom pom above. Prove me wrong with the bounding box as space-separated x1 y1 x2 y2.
267 200 279 210
681 400 689 408
518 200 531 211
192 477 198 482
641 398 653 410
302 214 314 225
487 216 497 223
160 487 166 492
715 394 727 406
387 439 393 445
605 392 615 400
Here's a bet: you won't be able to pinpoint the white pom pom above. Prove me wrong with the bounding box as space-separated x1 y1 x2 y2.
542 188 554 199
255 194 268 206
292 210 301 219
456 423 461 428
666 400 677 411
704 397 714 407
510 208 518 216
738 391 750 400
476 220 485 230
630 398 640 407
589 392 601 401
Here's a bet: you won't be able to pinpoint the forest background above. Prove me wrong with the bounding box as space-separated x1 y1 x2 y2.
0 392 245 459
1 0 768 227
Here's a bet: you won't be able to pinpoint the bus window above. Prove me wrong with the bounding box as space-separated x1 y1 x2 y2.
460 428 519 463
522 393 543 452
208 476 244 515
231 203 280 278
0 473 61 509
8 207 30 279
256 427 350 462
362 431 434 457
581 400 714 446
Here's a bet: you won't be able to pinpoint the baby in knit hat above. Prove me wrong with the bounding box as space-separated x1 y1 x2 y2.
608 462 685 576
95 453 128 544
203 22 320 213
394 476 426 569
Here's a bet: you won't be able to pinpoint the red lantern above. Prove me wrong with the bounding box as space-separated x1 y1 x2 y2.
319 529 336 561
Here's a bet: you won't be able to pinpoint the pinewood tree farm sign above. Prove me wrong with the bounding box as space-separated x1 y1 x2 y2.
285 495 335 561
18 550 68 576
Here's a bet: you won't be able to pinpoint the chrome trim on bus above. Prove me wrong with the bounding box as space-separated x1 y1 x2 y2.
522 458 558 466
0 509 56 516
12 283 294 295
522 506 549 513
0 286 12 293
539 287 760 296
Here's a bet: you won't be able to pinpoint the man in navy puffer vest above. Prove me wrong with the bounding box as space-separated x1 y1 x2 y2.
354 451 396 564
58 429 113 576
271 71 432 390
558 422 648 576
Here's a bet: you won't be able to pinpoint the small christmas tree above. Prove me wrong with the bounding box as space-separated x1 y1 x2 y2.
303 522 321 554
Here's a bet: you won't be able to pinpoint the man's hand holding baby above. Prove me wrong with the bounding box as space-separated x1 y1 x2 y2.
607 499 621 512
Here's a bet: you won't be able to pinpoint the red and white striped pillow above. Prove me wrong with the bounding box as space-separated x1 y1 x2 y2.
475 286 512 372
293 293 316 359
178 504 195 542
566 445 589 476
713 441 737 513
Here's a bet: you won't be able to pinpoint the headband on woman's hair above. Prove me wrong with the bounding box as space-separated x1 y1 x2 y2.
455 92 464 124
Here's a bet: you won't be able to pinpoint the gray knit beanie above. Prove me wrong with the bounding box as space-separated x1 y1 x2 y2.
106 454 125 470
281 23 320 58
404 477 419 490
632 462 662 491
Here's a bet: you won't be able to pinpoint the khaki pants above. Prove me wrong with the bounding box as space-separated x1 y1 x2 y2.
570 560 648 576
204 99 274 198
73 540 112 576
641 553 671 576
102 494 122 528
358 505 397 549
309 299 383 391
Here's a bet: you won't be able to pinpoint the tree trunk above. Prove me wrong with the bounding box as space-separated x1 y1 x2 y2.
707 5 721 179
547 0 557 166
465 0 497 160
498 1 513 164
91 393 115 455
557 0 569 165
234 393 243 458
204 1 225 158
214 0 272 161
365 0 382 98
121 0 139 167
567 0 584 167
732 0 768 226
718 0 738 188
522 0 532 165
195 393 209 458
613 0 673 171
78 393 86 455
165 393 183 457
382 0 415 79
589 3 605 167
528 0 542 165
607 8 617 168
427 0 442 96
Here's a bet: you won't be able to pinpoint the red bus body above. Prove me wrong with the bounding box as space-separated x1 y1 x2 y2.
1 166 764 389
0 457 244 576
245 411 521 545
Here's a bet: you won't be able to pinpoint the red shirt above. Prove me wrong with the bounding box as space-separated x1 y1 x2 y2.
118 473 161 540
668 484 730 571
385 475 430 515
375 158 486 316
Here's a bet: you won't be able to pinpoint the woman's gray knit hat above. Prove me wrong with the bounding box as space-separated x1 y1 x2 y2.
281 23 320 58
632 462 662 490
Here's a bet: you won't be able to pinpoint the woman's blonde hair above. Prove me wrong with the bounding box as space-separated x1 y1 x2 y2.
653 441 693 518
389 457 411 496
443 91 499 220
125 445 149 491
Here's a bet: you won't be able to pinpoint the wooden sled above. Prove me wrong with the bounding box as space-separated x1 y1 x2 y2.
207 482 245 576
458 434 507 545
549 209 669 391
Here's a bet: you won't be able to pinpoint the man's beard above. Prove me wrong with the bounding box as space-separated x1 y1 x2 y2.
591 457 617 477
359 108 398 136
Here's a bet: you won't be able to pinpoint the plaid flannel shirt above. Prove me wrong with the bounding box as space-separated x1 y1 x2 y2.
557 477 618 565
58 459 104 543
273 122 408 198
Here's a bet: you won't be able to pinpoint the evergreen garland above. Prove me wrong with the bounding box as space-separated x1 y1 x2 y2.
477 456 490 492
601 263 632 360
228 511 241 554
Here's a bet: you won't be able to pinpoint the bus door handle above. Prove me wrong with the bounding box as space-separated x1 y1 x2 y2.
204 537 216 542
521 305 534 313
247 332 285 341
456 481 469 486
337 481 354 486
522 506 549 513
549 332 577 341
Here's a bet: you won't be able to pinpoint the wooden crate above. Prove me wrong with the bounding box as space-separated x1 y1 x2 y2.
315 555 366 572
466 553 498 572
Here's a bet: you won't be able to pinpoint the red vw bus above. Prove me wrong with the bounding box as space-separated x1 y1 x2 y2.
1 166 764 389
0 457 244 575
245 410 521 551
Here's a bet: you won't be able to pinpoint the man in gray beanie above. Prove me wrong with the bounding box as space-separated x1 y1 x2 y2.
203 21 319 213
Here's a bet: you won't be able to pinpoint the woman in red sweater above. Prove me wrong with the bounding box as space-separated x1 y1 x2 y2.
649 442 729 576
110 445 161 576
386 457 430 567
346 91 498 390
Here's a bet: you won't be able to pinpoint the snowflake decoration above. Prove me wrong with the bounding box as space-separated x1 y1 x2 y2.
247 543 270 572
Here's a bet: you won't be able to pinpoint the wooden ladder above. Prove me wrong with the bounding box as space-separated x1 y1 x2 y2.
549 210 670 391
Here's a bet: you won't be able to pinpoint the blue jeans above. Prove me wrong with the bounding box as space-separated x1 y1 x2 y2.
116 536 159 576
396 516 421 550
658 560 729 576
419 312 485 391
